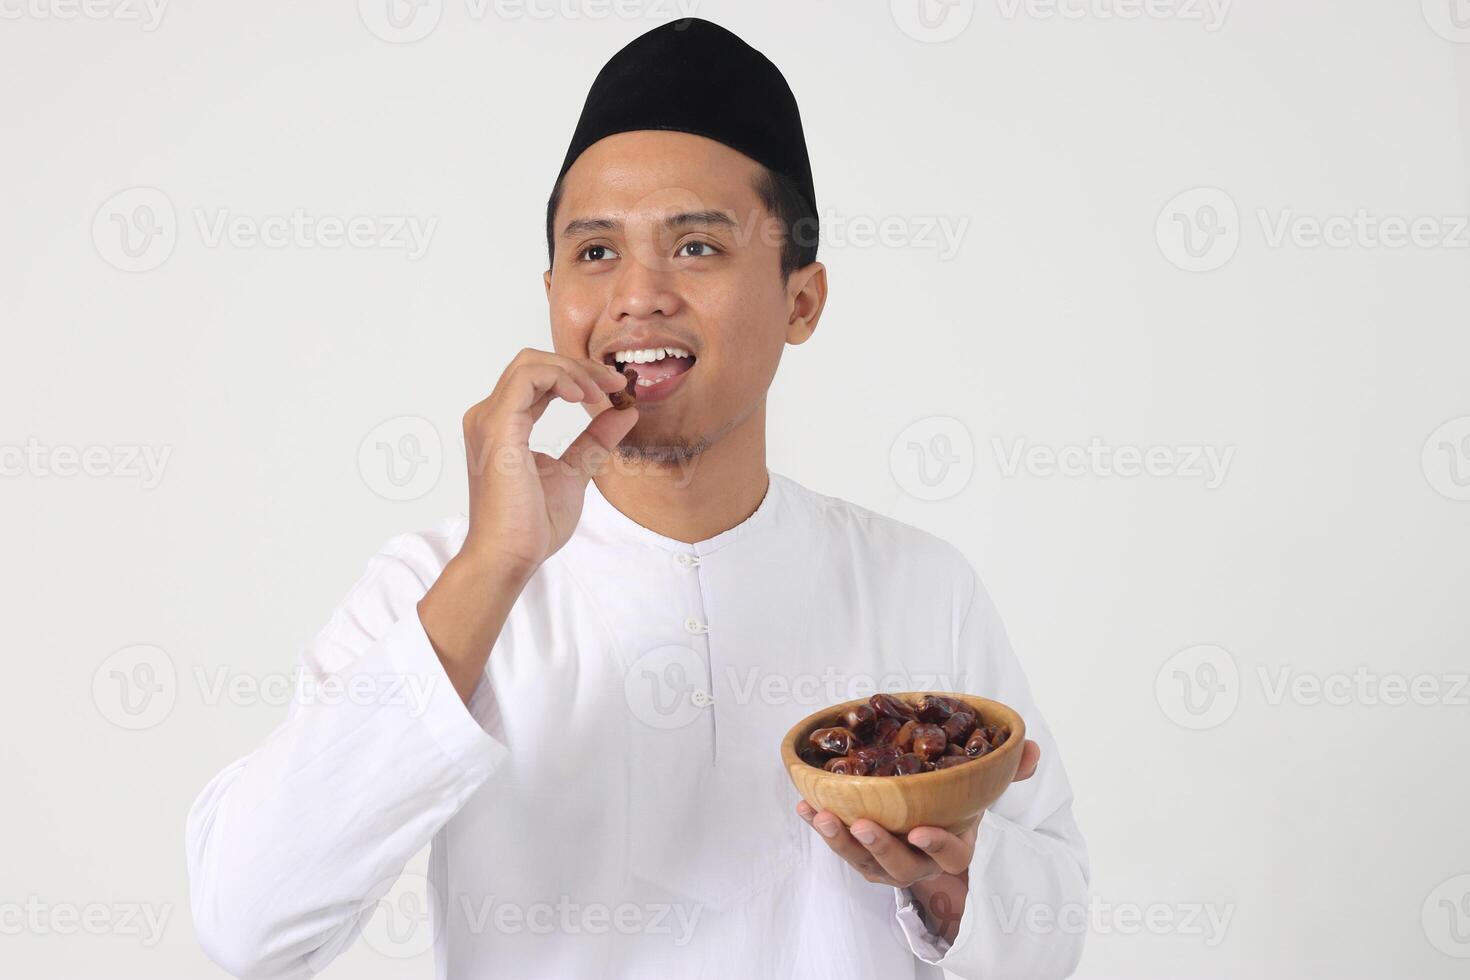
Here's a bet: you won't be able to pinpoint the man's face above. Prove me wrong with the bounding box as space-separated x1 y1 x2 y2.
545 130 819 464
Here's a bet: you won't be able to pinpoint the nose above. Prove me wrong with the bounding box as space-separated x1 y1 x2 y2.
608 245 681 321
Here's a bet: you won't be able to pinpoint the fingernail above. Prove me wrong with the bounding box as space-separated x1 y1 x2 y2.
851 827 876 845
796 802 813 820
911 832 937 851
815 818 839 839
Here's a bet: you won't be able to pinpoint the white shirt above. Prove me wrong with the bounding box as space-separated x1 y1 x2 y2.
185 470 1089 979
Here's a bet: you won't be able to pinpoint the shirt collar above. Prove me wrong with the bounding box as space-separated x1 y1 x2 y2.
582 469 784 557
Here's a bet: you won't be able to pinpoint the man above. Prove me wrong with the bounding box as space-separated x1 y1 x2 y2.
185 18 1088 979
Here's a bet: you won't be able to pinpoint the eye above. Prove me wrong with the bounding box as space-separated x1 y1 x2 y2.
677 239 721 258
577 243 618 262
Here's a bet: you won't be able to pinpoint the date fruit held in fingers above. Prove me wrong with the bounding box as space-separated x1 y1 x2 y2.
608 367 639 410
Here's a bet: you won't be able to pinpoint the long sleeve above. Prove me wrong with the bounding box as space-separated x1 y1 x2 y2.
184 530 508 979
893 559 1091 979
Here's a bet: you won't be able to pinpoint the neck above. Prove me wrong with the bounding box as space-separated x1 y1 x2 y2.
593 402 770 544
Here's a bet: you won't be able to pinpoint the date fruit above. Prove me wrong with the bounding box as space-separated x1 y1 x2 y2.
869 693 918 722
607 368 639 410
809 726 858 757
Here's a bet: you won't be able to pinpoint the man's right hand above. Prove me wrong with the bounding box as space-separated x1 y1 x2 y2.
419 348 640 703
461 347 638 577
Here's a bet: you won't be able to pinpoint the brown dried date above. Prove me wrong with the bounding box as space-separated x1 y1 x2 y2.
978 723 1007 746
915 694 963 723
809 727 858 757
891 719 919 752
910 724 948 762
824 756 862 775
942 710 977 743
849 744 898 773
797 746 827 768
843 704 878 738
965 728 999 758
870 717 902 746
869 693 918 722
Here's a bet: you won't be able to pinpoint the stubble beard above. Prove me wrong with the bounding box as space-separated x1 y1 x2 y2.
614 432 711 466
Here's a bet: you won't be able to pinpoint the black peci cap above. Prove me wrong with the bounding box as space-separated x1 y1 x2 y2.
554 18 817 218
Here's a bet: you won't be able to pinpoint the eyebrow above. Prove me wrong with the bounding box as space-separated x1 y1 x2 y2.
559 210 738 239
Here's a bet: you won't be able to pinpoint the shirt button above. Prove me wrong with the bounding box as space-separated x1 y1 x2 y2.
683 618 710 634
675 552 700 567
691 689 714 707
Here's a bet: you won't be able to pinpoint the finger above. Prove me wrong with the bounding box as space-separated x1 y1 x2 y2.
1013 739 1041 782
513 348 627 403
486 351 598 413
461 377 570 455
498 363 598 421
807 811 895 883
557 356 625 404
849 818 939 885
585 357 633 390
544 359 611 408
558 403 639 479
905 824 976 876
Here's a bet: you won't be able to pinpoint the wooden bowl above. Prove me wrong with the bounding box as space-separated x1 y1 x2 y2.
780 693 1026 836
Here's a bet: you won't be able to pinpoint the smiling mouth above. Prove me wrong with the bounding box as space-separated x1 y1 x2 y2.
602 347 697 388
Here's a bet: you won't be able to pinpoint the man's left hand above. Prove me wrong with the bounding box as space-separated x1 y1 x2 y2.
795 739 1040 940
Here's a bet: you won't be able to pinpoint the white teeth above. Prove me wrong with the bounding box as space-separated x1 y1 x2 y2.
613 346 691 364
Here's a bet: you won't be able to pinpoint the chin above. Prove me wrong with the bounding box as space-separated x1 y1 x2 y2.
615 432 710 466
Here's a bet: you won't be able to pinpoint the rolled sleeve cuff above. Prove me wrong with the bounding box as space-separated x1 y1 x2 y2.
891 810 1008 965
374 610 508 784
894 887 950 963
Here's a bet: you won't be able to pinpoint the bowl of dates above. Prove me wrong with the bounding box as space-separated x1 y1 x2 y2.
780 692 1025 835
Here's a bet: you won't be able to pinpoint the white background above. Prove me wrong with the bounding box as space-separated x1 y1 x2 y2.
3 1 1469 977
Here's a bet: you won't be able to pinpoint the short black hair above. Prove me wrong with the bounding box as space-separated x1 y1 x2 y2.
544 164 819 281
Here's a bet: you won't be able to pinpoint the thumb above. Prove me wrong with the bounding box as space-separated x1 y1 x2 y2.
1011 739 1041 782
559 404 639 480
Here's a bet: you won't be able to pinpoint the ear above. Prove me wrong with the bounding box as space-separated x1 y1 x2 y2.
543 269 553 299
785 261 827 346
